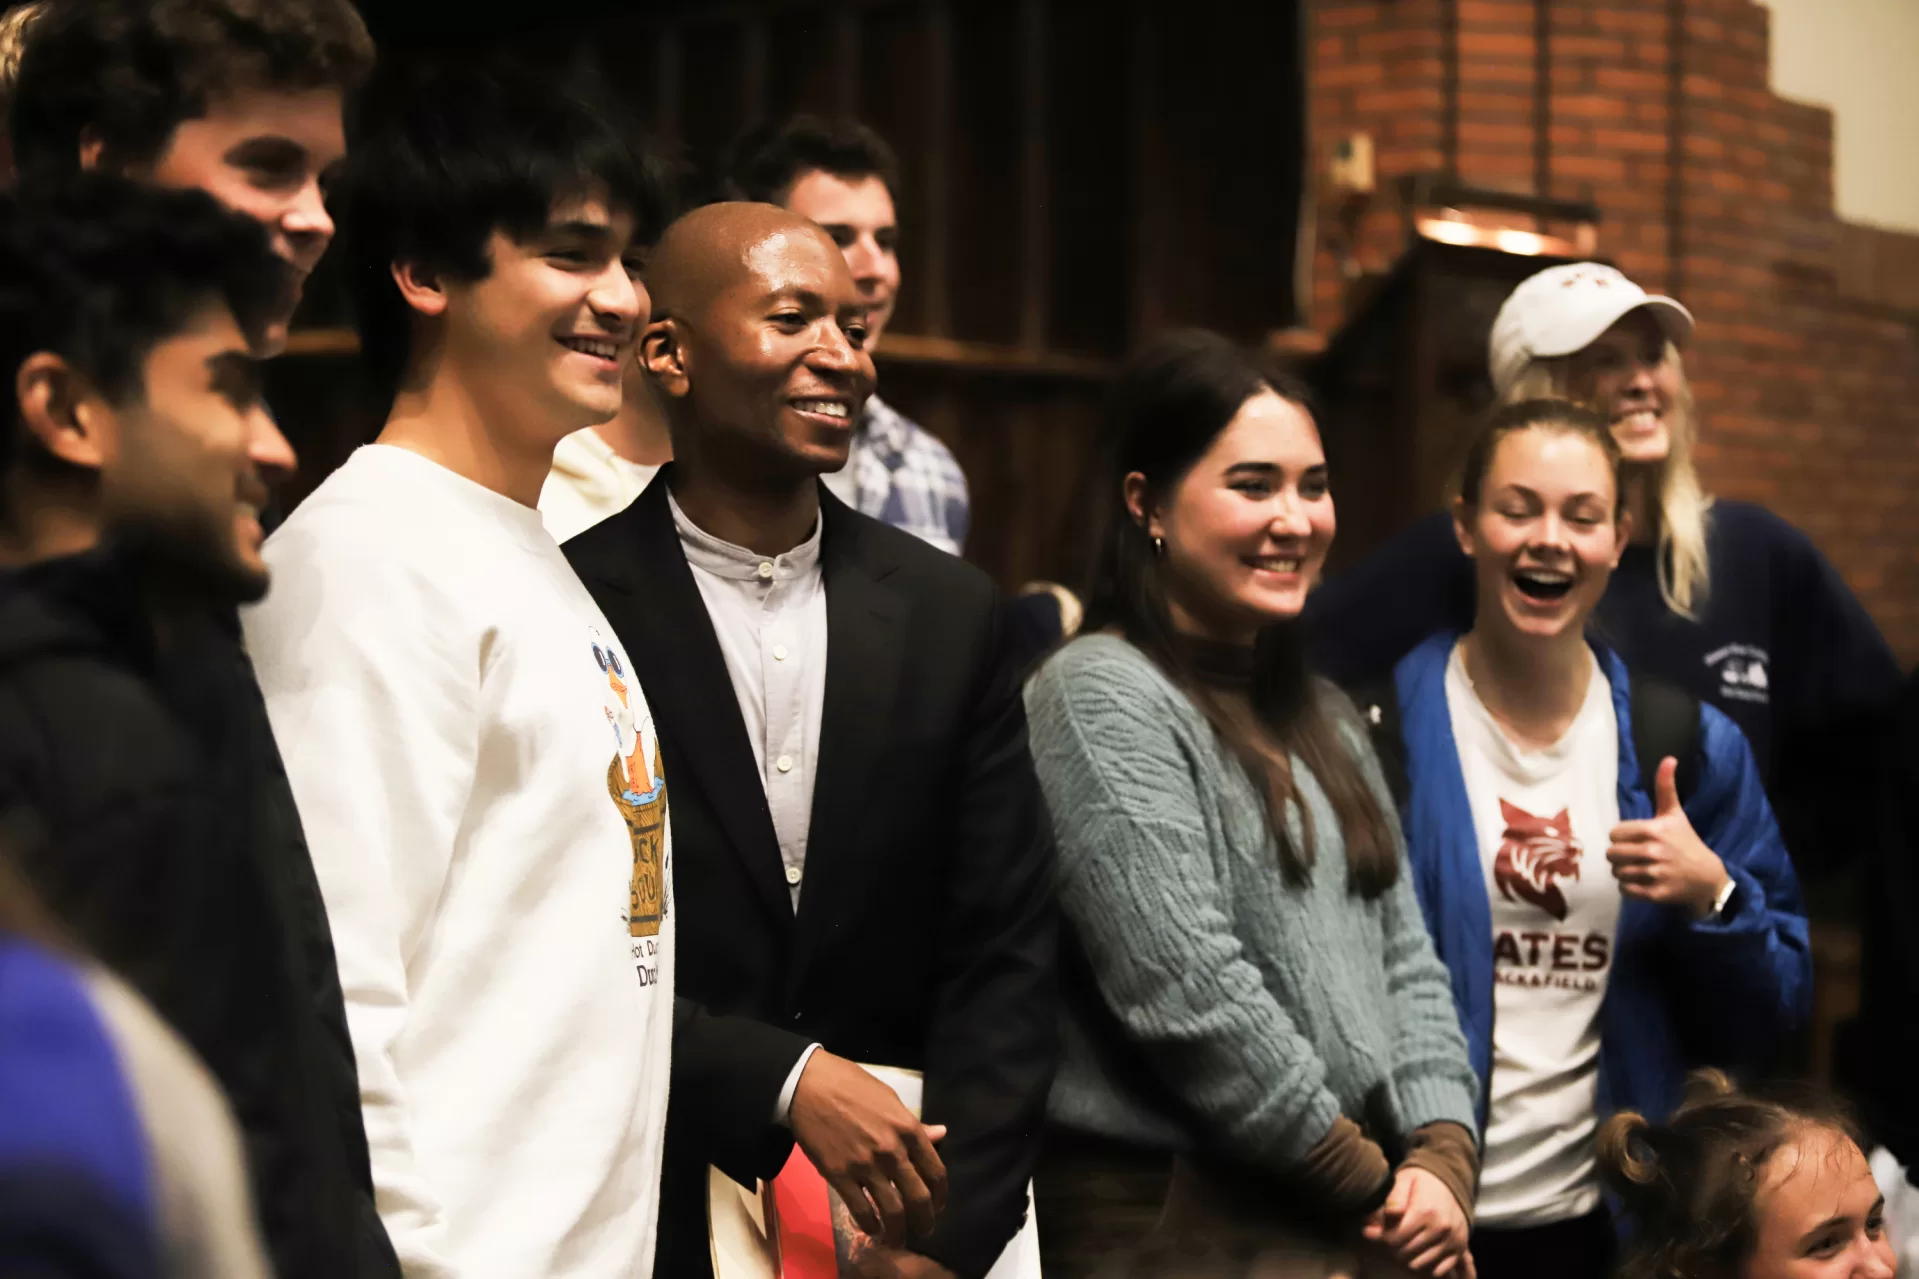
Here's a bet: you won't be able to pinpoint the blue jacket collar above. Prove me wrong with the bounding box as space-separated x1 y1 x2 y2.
1393 630 1655 1130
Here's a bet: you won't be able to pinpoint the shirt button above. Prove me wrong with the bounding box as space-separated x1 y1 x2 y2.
785 865 802 886
757 562 774 580
776 754 794 773
773 644 789 661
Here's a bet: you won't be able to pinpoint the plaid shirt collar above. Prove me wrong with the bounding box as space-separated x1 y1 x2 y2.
857 394 915 461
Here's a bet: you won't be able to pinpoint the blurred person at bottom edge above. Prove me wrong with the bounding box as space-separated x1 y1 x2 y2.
0 843 269 1279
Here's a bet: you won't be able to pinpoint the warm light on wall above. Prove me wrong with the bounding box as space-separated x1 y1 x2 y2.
1412 213 1593 259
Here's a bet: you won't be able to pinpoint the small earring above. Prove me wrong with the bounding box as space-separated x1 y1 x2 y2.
1152 535 1165 557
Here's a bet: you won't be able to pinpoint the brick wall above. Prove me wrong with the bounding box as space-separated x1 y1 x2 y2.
1309 0 1919 663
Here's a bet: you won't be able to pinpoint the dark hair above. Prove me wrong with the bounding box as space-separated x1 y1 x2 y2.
1600 1068 1867 1279
1458 397 1625 517
1086 329 1399 898
0 175 288 516
724 113 901 207
335 55 669 404
10 0 374 179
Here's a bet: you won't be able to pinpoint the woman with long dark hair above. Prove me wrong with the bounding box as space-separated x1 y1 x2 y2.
1026 330 1479 1277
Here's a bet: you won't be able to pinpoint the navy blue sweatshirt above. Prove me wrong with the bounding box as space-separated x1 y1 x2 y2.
1305 501 1904 879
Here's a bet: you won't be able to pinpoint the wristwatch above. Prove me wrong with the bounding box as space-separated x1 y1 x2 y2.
1708 876 1737 921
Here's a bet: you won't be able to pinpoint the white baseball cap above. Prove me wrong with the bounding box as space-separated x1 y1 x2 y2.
1488 262 1693 397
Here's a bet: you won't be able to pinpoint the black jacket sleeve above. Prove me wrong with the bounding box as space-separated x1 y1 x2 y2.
0 670 231 1059
0 654 399 1279
918 599 1061 1279
1303 512 1475 684
1849 670 1919 1172
1765 514 1903 878
670 995 814 1187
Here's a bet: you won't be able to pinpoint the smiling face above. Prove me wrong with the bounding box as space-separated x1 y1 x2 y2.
1457 425 1628 646
99 301 294 600
436 194 646 455
1131 389 1335 644
649 220 876 485
1564 309 1683 465
1745 1129 1896 1279
143 86 347 353
781 169 900 348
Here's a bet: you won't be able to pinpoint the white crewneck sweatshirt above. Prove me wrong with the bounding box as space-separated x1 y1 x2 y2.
243 445 674 1278
538 426 660 543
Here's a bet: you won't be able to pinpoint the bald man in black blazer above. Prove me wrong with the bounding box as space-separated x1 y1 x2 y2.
566 203 1057 1279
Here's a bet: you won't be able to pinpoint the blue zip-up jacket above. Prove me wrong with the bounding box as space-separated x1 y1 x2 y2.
1393 632 1812 1132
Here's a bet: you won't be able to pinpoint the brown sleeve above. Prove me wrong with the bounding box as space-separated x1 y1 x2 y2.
1298 1115 1395 1214
1401 1121 1481 1225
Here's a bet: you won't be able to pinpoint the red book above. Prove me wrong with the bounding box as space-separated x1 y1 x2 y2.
766 1145 842 1278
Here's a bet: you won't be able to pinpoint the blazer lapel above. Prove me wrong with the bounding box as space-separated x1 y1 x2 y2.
791 493 908 974
572 474 794 932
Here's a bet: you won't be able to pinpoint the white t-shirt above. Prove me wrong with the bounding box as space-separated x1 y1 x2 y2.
539 426 660 543
1445 641 1621 1228
244 444 674 1278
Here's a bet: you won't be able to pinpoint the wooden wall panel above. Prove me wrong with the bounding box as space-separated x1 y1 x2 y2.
1045 5 1135 357
857 4 940 337
947 0 1026 348
676 20 751 179
763 9 841 123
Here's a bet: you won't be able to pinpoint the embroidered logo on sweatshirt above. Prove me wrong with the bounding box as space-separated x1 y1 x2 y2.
593 635 668 940
1705 642 1770 705
1492 799 1582 921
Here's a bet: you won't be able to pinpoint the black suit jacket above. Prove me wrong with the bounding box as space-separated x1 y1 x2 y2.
567 472 1058 1279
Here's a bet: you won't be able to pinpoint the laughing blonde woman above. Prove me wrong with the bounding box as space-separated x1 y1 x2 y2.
1306 262 1900 887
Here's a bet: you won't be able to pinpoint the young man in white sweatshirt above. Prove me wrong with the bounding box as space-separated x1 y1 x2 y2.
242 61 675 1278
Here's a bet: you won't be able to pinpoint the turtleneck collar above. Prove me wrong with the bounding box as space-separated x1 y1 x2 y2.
1171 632 1258 692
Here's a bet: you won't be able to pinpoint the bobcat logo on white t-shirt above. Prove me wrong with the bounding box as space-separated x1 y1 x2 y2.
1492 799 1583 921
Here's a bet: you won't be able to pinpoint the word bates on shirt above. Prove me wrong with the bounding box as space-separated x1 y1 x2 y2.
1491 799 1611 992
591 628 670 984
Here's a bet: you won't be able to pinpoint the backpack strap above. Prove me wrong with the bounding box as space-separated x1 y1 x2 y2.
1346 671 1701 809
1347 677 1409 810
1627 675 1702 804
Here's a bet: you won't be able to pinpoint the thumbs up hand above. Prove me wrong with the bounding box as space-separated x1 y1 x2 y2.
1606 756 1732 920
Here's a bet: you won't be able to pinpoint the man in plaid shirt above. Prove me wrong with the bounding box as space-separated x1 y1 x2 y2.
728 115 971 555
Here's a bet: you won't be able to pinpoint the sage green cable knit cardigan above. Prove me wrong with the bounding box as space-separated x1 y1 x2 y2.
1024 634 1478 1170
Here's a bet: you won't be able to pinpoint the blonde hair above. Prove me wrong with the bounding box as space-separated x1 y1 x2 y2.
1503 340 1713 619
0 2 47 133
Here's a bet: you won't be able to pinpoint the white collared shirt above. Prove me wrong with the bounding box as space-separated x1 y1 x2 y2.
668 489 827 909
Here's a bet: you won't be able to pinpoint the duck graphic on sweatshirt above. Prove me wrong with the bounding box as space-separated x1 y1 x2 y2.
591 632 668 940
